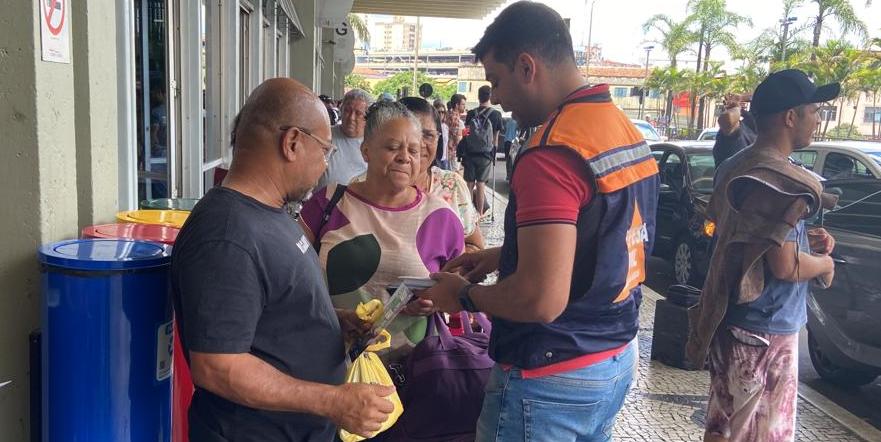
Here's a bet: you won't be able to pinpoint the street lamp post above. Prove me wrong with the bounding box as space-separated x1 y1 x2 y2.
780 16 797 63
639 45 654 120
585 0 599 83
413 16 421 95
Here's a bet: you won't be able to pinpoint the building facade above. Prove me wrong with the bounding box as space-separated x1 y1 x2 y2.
368 15 419 52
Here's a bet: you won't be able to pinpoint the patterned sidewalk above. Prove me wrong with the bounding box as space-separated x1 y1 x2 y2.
478 189 869 442
615 294 864 441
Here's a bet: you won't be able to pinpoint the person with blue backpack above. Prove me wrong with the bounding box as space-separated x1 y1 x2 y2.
461 85 503 216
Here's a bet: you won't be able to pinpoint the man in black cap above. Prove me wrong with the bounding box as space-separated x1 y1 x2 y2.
687 69 838 442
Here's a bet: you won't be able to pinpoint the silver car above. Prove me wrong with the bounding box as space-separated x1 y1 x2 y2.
789 141 881 180
808 178 881 386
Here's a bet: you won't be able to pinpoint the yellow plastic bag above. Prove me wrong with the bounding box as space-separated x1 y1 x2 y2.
355 298 384 324
339 306 404 442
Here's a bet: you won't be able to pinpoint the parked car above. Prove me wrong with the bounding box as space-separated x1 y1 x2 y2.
697 128 719 141
650 141 717 285
807 178 881 386
790 141 881 179
632 119 665 142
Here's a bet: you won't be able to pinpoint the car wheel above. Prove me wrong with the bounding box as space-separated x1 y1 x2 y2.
807 329 878 387
673 237 700 286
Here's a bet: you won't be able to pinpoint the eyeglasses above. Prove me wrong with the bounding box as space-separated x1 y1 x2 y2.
280 126 336 162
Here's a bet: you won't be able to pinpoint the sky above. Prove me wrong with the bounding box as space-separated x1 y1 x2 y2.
364 0 880 68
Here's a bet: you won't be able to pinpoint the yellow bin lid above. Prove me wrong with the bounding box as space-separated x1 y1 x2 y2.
116 210 190 228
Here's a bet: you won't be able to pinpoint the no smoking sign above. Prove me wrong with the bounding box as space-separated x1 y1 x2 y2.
40 0 71 63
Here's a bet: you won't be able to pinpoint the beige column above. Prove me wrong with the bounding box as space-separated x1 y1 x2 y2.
0 1 120 438
291 0 319 91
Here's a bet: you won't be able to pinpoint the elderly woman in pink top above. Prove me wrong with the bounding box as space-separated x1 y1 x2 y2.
299 101 464 357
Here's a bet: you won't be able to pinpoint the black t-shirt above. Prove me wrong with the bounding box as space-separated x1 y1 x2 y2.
171 187 346 442
713 109 757 168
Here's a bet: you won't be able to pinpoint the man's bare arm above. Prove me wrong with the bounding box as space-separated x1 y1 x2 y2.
765 241 834 283
190 352 394 438
468 223 576 323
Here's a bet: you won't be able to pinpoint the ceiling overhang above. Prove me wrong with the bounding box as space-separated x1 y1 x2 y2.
351 0 507 19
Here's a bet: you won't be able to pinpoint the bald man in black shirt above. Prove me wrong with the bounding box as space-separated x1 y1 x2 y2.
172 78 394 442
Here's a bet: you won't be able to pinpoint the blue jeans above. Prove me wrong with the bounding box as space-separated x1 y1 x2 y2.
476 340 636 442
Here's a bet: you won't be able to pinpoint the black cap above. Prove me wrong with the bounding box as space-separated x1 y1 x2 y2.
750 69 840 116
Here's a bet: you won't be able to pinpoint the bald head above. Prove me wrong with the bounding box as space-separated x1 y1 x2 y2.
233 78 329 151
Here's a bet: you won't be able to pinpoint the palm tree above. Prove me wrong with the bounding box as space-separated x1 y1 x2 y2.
692 62 731 129
731 61 768 96
642 15 695 126
867 38 881 138
348 13 370 47
755 0 814 67
808 0 869 49
686 0 752 131
869 72 881 139
646 66 691 136
799 40 862 136
642 14 695 68
844 60 881 138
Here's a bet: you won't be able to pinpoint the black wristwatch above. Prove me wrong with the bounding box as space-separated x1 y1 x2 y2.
458 283 480 312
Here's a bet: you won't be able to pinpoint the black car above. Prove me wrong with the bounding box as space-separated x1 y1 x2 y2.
807 178 881 386
651 142 717 286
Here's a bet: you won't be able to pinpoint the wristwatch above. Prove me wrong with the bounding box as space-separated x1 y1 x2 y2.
458 283 480 312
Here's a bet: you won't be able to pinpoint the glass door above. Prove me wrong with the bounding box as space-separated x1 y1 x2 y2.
134 0 173 201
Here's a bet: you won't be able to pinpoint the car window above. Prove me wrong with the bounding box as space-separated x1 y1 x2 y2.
652 150 664 163
822 152 873 179
635 123 661 141
660 153 684 191
790 150 818 170
823 180 881 237
868 152 881 168
687 152 715 194
699 130 717 141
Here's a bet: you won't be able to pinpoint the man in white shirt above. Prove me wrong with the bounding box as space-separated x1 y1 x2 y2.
318 89 374 188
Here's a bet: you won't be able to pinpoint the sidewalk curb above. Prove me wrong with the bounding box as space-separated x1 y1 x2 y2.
797 383 881 442
642 285 881 441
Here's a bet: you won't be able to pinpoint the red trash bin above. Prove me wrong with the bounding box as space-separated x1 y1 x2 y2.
83 223 192 442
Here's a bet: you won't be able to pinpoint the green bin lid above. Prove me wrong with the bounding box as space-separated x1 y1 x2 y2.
139 198 199 211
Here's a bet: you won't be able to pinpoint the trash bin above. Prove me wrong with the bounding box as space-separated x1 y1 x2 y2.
139 198 199 211
81 223 191 442
117 210 189 229
40 239 173 441
83 223 180 245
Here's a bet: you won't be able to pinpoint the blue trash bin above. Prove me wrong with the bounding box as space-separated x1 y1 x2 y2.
39 239 173 442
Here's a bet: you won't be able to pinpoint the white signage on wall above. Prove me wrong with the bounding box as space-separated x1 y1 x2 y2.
334 22 355 63
318 0 354 28
40 0 71 64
